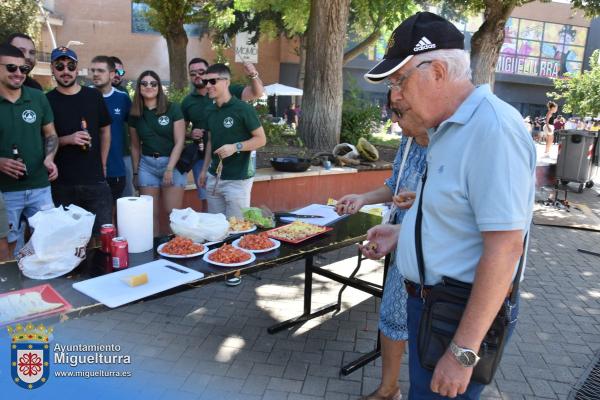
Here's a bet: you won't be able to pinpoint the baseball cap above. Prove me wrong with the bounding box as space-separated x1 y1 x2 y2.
51 46 78 62
364 12 464 83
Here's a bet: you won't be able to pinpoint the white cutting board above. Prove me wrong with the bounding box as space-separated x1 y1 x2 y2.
279 203 348 226
72 260 204 308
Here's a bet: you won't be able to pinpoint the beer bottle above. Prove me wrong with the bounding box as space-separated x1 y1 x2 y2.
81 118 92 151
12 144 27 180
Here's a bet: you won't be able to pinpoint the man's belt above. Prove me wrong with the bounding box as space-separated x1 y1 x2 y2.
404 279 513 299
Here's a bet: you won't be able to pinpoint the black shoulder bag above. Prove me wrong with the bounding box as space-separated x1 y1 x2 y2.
415 166 526 385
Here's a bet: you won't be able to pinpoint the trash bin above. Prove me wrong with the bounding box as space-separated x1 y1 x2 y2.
555 129 598 192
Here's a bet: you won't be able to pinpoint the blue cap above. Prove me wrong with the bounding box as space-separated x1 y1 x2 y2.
50 46 78 62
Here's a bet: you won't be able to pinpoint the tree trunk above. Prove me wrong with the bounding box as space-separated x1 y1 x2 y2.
299 0 351 150
165 25 188 90
470 0 516 87
343 26 382 65
296 35 307 106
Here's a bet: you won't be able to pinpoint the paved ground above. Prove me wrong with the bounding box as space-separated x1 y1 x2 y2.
45 151 600 399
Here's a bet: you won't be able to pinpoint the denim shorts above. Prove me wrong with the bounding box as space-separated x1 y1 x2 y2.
138 155 188 188
0 192 9 239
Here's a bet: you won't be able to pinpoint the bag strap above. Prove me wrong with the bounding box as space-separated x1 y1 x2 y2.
414 164 528 301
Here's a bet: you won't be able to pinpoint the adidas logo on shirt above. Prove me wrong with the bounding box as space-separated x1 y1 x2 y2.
413 36 436 52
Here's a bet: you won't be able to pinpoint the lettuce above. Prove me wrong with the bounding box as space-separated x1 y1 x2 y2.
242 207 275 228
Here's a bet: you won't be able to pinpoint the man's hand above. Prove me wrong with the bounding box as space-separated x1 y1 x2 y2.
243 62 258 78
69 131 91 146
214 144 236 159
430 350 473 398
393 190 416 209
358 224 401 260
191 128 204 141
335 194 365 215
43 158 58 181
0 157 26 179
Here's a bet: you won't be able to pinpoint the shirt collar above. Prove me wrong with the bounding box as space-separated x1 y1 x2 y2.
0 87 31 104
103 87 115 98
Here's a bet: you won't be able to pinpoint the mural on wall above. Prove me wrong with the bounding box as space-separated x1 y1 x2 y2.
494 17 587 78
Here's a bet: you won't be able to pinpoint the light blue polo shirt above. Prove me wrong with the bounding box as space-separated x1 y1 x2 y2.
396 85 537 285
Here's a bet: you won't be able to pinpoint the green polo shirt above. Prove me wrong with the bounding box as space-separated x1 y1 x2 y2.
204 96 261 180
181 84 245 129
128 102 184 156
0 86 54 192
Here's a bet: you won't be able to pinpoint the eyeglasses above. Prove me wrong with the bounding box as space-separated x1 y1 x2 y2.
53 61 77 72
115 69 125 77
140 80 158 88
189 69 206 77
202 77 228 86
386 61 432 92
0 63 31 74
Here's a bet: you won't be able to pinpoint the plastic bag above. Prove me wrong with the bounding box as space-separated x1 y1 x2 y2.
170 208 229 242
17 205 95 280
332 143 360 159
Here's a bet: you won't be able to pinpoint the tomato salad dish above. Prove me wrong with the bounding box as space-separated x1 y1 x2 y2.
208 244 252 264
160 236 205 256
237 233 276 251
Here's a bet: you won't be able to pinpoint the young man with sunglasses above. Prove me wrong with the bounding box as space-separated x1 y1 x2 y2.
46 46 113 236
182 58 264 211
200 63 266 219
110 56 135 197
91 55 132 206
5 33 42 91
0 44 58 256
110 56 127 93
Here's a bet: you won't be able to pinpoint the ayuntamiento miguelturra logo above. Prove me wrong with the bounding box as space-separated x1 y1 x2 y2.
8 323 52 390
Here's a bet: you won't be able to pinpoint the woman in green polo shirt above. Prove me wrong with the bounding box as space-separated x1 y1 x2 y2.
128 70 186 235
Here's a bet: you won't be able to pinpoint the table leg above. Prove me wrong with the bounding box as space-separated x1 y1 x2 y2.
268 255 338 334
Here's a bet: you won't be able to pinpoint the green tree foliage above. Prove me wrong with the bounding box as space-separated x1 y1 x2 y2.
139 0 205 89
0 0 39 43
549 50 600 117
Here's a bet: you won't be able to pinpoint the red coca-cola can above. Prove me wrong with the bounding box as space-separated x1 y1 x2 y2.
100 224 116 253
111 237 129 269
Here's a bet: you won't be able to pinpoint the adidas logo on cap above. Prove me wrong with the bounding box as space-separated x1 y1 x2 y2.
414 36 436 52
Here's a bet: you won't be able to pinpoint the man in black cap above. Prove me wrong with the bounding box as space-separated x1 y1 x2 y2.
361 12 536 399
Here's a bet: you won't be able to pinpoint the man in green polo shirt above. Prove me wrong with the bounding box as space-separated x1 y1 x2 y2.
200 63 266 219
182 57 264 211
0 44 59 256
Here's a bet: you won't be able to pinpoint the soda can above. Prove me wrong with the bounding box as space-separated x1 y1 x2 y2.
100 224 116 253
111 237 129 269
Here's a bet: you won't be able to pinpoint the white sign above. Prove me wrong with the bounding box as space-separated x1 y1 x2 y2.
235 32 258 63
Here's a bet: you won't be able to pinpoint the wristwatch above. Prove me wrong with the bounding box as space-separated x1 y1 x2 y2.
235 142 243 153
449 341 480 368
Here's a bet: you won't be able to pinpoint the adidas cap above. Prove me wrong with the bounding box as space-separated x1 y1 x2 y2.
364 12 464 83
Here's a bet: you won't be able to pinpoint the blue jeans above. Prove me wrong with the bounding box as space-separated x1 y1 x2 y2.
406 289 519 400
122 155 135 197
2 186 54 255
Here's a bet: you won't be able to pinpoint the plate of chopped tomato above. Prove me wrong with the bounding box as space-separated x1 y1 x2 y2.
203 244 256 267
232 233 281 253
157 236 207 258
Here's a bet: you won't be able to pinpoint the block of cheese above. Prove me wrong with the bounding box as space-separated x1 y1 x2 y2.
123 272 148 287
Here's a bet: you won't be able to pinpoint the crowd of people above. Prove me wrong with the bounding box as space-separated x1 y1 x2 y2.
0 33 266 265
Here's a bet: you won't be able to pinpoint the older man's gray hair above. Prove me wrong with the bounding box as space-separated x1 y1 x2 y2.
413 49 472 82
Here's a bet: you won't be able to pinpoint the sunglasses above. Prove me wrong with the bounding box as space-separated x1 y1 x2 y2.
0 63 31 74
140 80 158 88
115 69 125 77
202 77 228 86
189 69 206 77
53 61 77 72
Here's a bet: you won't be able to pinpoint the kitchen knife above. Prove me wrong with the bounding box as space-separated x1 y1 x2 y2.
275 212 324 219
